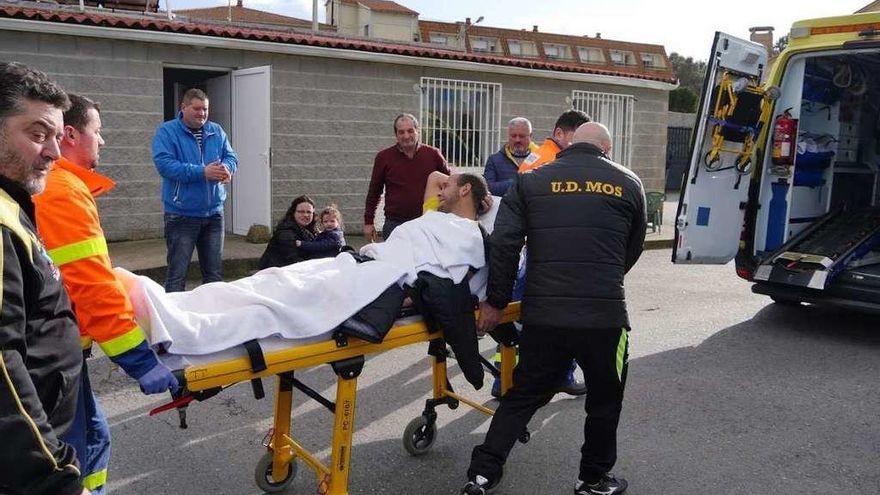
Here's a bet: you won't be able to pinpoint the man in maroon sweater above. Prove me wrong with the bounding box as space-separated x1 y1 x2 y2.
363 113 450 241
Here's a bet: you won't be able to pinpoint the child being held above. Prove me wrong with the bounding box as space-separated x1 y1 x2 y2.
297 204 346 259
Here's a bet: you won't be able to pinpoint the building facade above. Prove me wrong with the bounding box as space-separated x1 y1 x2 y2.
0 2 676 241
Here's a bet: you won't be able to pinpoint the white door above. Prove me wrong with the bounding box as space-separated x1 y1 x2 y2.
206 74 233 232
231 66 272 235
673 32 769 264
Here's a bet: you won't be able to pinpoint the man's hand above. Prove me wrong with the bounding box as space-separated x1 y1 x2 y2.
477 301 504 336
204 161 231 182
480 194 494 215
137 362 179 395
363 224 377 242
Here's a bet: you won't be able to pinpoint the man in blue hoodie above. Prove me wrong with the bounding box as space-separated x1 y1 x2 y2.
152 88 238 292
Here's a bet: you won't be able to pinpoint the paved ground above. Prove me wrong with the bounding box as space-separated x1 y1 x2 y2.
94 248 880 495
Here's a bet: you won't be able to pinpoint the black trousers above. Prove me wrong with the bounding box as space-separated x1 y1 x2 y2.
468 325 629 484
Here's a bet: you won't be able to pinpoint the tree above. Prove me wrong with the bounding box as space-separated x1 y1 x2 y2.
774 35 789 55
668 52 707 113
669 87 698 113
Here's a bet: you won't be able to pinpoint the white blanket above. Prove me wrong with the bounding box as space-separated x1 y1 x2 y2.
117 209 492 356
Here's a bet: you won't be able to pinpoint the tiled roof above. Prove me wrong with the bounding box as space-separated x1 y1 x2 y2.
350 0 418 15
0 4 676 84
175 5 335 30
56 0 157 11
419 20 675 83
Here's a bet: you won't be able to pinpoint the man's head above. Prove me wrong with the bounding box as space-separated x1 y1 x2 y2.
180 88 209 130
393 113 420 154
552 109 591 151
0 62 69 194
507 117 533 157
437 172 489 219
61 94 104 170
572 122 613 155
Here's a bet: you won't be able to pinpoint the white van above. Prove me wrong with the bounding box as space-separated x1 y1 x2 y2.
674 13 880 311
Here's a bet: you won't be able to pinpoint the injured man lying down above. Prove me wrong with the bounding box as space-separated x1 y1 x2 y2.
117 172 498 389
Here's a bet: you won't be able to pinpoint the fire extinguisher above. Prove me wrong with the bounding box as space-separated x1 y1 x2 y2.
771 108 797 165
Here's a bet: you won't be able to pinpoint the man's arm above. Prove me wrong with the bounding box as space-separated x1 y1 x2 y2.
216 125 238 175
483 155 510 197
363 153 386 239
625 181 647 273
151 126 206 183
35 187 176 394
0 231 83 495
434 146 451 175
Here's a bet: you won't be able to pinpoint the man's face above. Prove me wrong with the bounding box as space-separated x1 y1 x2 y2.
395 117 419 152
437 173 463 213
0 99 63 195
181 97 209 129
65 108 104 170
507 123 532 155
553 127 577 150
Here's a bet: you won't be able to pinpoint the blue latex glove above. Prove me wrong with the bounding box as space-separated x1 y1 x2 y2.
137 362 179 395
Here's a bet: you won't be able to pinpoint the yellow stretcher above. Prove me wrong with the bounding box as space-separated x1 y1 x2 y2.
154 302 522 494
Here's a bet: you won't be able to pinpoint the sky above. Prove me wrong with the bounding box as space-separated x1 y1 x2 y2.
166 0 874 59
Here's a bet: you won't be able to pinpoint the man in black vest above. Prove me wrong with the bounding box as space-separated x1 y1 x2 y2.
461 122 646 495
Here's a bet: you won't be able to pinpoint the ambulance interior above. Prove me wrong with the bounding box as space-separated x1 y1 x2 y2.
753 51 880 292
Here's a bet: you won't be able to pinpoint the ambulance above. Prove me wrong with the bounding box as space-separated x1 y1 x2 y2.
674 12 880 311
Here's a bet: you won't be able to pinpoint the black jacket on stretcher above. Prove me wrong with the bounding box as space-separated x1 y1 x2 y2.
0 176 83 495
486 142 647 329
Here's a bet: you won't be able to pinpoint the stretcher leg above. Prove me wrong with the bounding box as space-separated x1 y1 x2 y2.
271 373 295 481
326 356 364 495
499 342 515 396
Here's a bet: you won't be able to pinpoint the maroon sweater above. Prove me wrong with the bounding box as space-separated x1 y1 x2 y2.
364 143 449 224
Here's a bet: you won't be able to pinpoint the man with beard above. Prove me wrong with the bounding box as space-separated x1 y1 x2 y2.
483 117 538 196
363 113 450 241
34 94 178 495
0 62 89 495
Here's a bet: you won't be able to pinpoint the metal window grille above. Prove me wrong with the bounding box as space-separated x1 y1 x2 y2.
571 90 635 168
419 77 502 174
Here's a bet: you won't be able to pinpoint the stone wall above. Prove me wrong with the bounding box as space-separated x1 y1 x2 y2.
1 29 670 239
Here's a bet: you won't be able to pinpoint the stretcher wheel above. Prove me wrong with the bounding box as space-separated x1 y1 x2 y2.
518 430 530 444
402 416 437 456
254 452 297 493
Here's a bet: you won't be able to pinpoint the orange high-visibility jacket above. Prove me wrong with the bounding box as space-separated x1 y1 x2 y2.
34 158 149 362
518 138 562 173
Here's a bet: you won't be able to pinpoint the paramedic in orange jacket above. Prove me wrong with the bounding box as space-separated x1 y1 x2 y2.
518 109 592 173
34 95 178 495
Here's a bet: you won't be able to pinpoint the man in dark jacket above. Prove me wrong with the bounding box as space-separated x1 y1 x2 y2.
483 117 537 196
461 123 646 495
0 62 89 495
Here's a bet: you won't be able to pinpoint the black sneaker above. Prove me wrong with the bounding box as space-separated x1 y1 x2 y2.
460 475 498 494
574 473 627 495
555 379 587 397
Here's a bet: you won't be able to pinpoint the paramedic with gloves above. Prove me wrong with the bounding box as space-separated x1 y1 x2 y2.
35 94 178 495
0 62 89 495
461 123 646 495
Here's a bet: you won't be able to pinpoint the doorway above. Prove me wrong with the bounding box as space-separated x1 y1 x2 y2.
161 65 272 235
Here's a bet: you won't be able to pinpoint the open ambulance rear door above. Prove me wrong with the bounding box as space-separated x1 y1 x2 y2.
673 32 769 264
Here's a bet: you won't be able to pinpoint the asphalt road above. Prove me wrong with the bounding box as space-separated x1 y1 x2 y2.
95 249 880 495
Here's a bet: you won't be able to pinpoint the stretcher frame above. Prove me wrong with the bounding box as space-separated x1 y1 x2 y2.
168 302 521 494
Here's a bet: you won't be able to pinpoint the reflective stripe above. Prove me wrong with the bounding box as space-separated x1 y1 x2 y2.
98 325 145 358
47 236 108 267
80 335 93 350
493 353 502 363
615 328 628 382
82 468 108 490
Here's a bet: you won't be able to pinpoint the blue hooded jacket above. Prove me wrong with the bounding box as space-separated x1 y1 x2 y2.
152 113 238 217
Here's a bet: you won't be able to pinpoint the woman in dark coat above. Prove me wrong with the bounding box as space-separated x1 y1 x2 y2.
258 195 319 269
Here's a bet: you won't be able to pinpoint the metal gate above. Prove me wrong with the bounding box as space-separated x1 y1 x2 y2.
419 77 502 173
665 126 692 191
571 90 634 168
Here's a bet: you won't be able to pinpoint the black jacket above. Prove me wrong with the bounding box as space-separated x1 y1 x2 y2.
0 177 84 495
258 219 317 269
486 143 646 329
